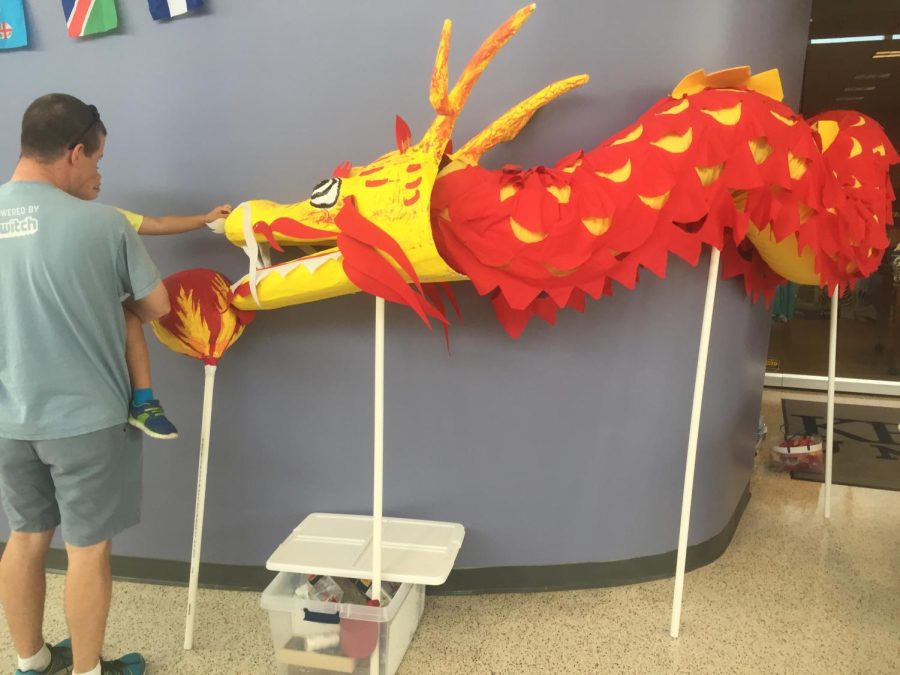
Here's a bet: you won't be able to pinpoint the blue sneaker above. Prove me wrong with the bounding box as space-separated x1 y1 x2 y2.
101 653 145 675
128 399 178 440
15 639 72 675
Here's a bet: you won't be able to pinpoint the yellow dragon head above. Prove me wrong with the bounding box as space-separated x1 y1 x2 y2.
218 5 588 323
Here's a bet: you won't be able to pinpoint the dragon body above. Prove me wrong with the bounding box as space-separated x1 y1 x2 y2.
218 5 898 337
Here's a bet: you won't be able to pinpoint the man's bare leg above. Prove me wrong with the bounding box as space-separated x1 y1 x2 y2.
65 540 112 674
0 529 54 659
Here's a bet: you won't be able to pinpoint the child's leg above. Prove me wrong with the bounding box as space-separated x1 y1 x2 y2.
124 308 178 439
124 308 152 392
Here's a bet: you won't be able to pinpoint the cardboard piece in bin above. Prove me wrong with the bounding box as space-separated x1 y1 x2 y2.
266 513 465 586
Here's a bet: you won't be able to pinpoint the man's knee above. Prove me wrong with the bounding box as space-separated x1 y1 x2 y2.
65 540 111 567
4 529 54 558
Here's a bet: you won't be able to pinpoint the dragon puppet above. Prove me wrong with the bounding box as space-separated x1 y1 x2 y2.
212 4 898 338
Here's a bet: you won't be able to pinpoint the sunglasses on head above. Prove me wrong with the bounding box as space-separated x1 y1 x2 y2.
68 104 100 150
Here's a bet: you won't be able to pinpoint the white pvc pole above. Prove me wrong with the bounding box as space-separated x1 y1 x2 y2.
184 363 217 650
371 298 385 672
373 298 385 600
825 287 838 519
670 247 720 639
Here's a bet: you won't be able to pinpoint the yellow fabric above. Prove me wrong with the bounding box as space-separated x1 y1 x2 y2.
671 67 784 102
116 208 144 232
744 221 821 285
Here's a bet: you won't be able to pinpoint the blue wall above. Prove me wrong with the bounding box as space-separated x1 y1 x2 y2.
0 1 810 569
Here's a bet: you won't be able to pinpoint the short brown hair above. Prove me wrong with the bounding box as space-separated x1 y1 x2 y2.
20 94 107 161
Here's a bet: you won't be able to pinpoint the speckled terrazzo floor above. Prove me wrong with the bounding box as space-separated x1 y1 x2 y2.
3 389 899 674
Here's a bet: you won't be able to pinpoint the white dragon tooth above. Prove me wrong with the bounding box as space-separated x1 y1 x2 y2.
239 202 262 307
258 243 272 269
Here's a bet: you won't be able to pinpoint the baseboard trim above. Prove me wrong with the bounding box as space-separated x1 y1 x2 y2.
0 482 750 595
438 482 751 595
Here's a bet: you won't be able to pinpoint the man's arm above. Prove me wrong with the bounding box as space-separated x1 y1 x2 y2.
125 283 170 323
138 204 232 235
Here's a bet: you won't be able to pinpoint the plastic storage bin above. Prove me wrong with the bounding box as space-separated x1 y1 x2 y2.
770 435 824 473
261 572 425 675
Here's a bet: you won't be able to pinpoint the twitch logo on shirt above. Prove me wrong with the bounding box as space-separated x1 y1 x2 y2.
0 205 39 239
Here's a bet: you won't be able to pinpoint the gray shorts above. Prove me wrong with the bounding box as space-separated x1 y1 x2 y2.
0 424 142 547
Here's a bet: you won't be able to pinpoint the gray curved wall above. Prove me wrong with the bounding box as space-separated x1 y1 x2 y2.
0 0 810 570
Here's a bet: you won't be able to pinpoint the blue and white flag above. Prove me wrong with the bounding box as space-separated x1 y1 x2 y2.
148 0 203 21
0 0 28 50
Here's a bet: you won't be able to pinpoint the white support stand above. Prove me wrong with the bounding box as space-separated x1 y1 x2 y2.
670 248 720 639
184 363 217 650
373 298 385 601
371 297 386 672
825 287 839 519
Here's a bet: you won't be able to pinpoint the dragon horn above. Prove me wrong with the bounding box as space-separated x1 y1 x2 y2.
452 74 590 166
419 4 536 160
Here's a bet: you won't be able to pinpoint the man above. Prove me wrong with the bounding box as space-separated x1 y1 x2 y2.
0 94 169 675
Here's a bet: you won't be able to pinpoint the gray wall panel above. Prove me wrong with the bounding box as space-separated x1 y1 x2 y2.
0 0 808 569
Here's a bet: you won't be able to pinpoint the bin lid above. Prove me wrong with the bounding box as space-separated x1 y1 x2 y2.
266 513 465 586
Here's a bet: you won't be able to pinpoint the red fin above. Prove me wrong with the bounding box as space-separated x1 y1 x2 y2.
395 115 412 154
252 222 284 253
333 161 352 178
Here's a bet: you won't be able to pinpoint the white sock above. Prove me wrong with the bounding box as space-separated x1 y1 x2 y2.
73 663 101 675
17 644 51 672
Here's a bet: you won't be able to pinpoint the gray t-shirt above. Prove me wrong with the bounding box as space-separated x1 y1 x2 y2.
0 180 161 440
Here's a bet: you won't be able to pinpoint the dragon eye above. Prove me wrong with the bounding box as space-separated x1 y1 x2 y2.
310 178 341 209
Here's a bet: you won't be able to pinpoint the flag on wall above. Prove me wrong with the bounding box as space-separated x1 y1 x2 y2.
0 0 28 49
61 0 118 38
148 0 203 21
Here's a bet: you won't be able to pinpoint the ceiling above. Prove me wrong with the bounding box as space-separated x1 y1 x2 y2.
801 0 900 217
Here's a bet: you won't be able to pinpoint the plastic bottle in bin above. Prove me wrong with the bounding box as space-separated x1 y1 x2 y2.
294 574 344 603
352 577 400 605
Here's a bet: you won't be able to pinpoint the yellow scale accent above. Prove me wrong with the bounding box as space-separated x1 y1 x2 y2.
874 144 886 156
787 152 808 180
700 102 742 126
849 137 862 158
814 119 840 153
562 159 583 174
582 216 612 236
595 159 631 183
658 99 689 115
639 191 671 210
500 184 519 201
695 163 724 186
547 185 571 203
650 127 692 154
851 116 866 128
851 177 862 188
545 263 578 277
748 138 773 165
731 190 749 211
611 124 643 146
770 110 796 126
798 203 814 224
510 217 548 243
